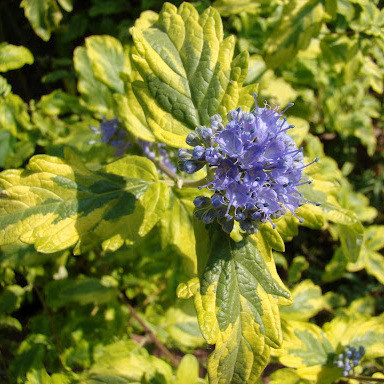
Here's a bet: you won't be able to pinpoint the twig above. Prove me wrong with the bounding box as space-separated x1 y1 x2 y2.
152 157 214 189
118 293 179 367
350 375 384 383
340 375 384 383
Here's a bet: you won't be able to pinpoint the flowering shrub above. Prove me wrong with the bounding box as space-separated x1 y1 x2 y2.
0 1 383 384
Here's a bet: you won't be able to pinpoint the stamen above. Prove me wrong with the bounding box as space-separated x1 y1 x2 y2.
281 102 294 114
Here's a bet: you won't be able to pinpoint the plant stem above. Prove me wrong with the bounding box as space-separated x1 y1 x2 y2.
152 157 213 189
119 293 179 367
340 375 384 383
351 375 384 383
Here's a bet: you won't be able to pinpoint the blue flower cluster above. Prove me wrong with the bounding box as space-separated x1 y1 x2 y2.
138 140 177 173
334 345 365 377
90 118 177 172
179 97 318 234
90 118 130 156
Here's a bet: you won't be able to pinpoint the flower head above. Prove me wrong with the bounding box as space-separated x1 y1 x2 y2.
179 96 318 234
90 118 130 156
90 118 177 172
334 345 365 377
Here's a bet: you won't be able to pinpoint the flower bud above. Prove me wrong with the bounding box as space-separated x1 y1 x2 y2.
193 196 210 208
192 146 206 160
178 148 193 161
186 132 201 147
183 160 203 174
211 194 224 208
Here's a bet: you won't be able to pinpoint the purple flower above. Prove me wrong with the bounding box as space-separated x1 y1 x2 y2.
178 95 318 234
90 118 130 156
90 118 177 173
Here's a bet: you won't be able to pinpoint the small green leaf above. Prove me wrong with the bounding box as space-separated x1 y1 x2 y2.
213 0 260 17
175 354 200 384
45 278 117 309
280 280 323 321
269 368 311 384
364 225 384 251
277 320 333 368
324 315 384 359
131 2 249 147
160 187 205 276
365 251 384 285
85 35 128 93
86 340 173 383
0 43 34 72
178 229 290 384
259 223 285 252
73 46 114 114
0 285 24 314
338 222 364 262
20 0 63 41
287 256 309 283
37 90 87 116
265 1 325 68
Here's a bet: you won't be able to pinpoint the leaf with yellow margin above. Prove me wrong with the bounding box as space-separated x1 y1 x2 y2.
0 149 162 253
130 2 249 148
178 228 290 383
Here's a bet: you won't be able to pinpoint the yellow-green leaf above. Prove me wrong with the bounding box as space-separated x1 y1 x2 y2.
178 229 290 384
277 320 333 368
85 35 128 93
0 43 34 72
131 2 249 148
74 46 114 114
324 315 384 359
20 0 63 41
0 150 155 253
281 280 323 321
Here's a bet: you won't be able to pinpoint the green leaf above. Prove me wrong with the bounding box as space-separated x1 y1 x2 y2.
259 223 285 252
277 320 333 368
160 187 205 275
178 229 290 384
364 225 384 251
287 256 309 283
322 248 348 283
365 251 384 285
0 75 12 96
73 46 114 114
114 92 155 142
269 368 311 384
86 340 173 383
0 93 32 137
324 315 384 359
131 2 249 147
45 277 117 309
26 367 53 384
338 221 364 262
0 43 34 72
85 35 128 93
0 130 13 167
37 90 87 116
213 0 260 17
0 285 24 314
57 0 73 12
265 0 325 68
280 280 323 321
20 0 63 41
0 150 154 253
175 354 200 384
148 300 205 350
299 180 360 227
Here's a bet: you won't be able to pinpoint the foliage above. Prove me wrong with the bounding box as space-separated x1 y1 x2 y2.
0 1 383 384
